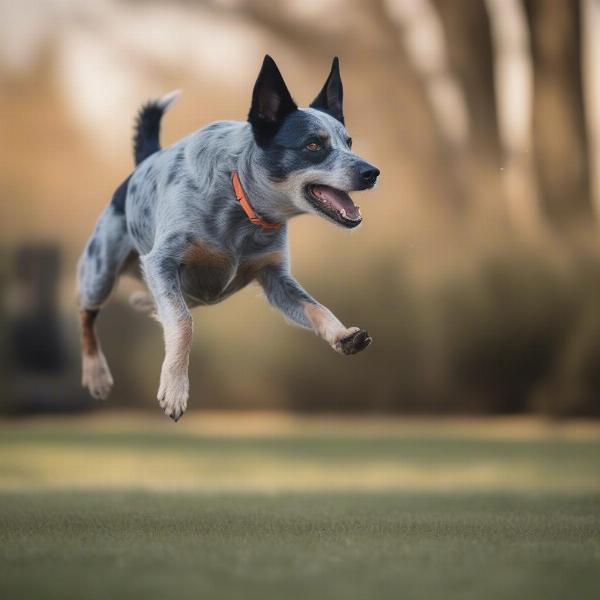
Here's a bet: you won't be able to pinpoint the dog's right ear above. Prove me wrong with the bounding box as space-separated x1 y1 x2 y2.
248 55 297 146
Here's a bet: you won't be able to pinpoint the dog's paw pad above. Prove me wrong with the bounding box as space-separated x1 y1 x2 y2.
339 329 372 355
163 405 184 422
158 394 187 422
158 396 187 422
157 375 189 422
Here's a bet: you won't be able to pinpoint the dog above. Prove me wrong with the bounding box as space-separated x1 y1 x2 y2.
77 55 380 421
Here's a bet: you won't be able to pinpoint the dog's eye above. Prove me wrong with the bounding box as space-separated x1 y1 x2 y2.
306 142 321 151
346 137 353 149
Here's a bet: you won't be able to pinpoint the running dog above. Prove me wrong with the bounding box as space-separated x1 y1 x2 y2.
77 55 380 420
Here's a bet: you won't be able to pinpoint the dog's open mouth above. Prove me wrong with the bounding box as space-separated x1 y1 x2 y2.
305 184 362 228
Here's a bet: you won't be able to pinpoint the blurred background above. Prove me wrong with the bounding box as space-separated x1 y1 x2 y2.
2 0 600 418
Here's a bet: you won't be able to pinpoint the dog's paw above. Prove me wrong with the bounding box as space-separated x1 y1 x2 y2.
129 291 156 315
82 353 113 400
157 371 189 422
336 328 372 356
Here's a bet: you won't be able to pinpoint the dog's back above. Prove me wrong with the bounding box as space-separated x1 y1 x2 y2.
125 119 254 256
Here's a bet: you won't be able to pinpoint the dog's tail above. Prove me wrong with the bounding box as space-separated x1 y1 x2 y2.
133 90 181 165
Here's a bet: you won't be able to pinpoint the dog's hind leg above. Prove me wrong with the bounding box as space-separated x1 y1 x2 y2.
79 308 113 400
117 249 157 316
141 249 193 421
77 204 133 399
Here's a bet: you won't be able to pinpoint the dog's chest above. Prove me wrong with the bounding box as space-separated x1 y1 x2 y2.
180 242 282 305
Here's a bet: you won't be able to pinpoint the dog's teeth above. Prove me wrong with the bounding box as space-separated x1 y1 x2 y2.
340 208 347 218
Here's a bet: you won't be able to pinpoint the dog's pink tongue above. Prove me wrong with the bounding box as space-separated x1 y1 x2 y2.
311 185 361 220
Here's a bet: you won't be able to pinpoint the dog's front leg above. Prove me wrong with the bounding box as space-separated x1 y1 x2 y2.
142 252 192 421
258 266 372 355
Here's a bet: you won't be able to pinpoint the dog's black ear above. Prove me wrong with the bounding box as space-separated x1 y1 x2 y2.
248 55 297 145
310 57 344 124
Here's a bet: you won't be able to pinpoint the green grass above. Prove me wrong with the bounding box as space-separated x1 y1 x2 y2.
0 414 599 599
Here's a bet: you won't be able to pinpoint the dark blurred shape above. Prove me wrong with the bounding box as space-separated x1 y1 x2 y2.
5 243 89 414
12 244 66 372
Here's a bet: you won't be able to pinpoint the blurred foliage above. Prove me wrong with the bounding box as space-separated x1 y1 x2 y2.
1 0 600 415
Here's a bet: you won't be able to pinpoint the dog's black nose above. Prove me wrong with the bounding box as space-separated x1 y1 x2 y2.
360 165 380 186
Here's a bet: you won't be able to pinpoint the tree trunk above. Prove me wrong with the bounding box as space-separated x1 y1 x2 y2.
433 0 501 162
524 0 592 229
485 0 545 238
431 0 506 225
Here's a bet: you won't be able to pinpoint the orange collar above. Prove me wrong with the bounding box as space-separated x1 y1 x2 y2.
231 170 281 231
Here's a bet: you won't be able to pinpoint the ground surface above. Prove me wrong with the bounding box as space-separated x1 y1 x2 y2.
0 413 599 599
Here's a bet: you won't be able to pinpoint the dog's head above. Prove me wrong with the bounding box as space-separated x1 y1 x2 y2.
248 55 379 229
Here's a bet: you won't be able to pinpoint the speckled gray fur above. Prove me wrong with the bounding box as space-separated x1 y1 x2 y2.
77 56 379 420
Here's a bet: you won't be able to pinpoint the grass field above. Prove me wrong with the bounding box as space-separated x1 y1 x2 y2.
1 413 599 599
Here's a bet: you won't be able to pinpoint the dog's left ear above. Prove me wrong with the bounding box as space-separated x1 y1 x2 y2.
310 57 344 125
248 55 298 145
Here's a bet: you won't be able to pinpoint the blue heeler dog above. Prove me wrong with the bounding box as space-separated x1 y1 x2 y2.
77 55 380 421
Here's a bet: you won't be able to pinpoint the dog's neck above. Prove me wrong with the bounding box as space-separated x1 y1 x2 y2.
231 171 280 230
235 133 302 225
